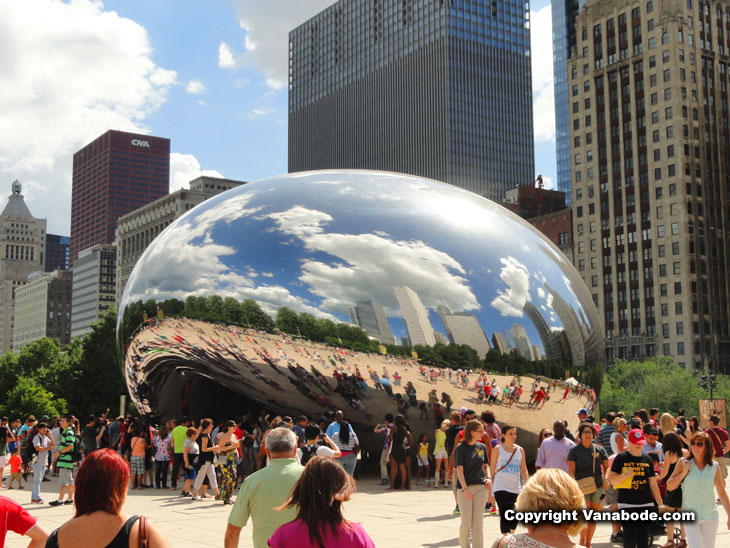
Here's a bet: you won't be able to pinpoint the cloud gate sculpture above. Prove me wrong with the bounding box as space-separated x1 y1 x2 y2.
118 170 602 456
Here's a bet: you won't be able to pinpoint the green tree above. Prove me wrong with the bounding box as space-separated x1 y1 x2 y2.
276 307 299 335
1 377 66 419
221 297 242 325
0 352 21 402
599 357 707 417
240 299 275 331
66 308 126 415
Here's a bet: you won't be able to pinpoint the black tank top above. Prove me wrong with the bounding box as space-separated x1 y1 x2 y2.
46 516 140 548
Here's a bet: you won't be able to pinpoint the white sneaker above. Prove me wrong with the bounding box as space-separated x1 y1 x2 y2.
192 496 201 501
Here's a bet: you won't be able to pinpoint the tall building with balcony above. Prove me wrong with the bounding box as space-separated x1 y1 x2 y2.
13 270 72 352
0 181 46 353
115 176 246 301
70 130 169 266
553 0 588 200
289 0 534 201
570 0 730 373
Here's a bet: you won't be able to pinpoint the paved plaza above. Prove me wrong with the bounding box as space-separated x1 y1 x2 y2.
3 472 728 547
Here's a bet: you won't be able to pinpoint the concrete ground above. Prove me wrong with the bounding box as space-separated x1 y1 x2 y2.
3 472 727 547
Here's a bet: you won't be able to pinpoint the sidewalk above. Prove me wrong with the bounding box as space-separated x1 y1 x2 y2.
4 473 727 547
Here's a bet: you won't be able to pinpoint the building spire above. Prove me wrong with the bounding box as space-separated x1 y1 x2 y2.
11 179 21 196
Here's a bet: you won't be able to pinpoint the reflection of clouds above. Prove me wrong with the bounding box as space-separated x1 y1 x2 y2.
491 256 531 317
265 206 478 315
123 194 335 321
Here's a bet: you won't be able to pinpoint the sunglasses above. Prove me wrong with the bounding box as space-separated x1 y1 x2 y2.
543 433 553 438
691 441 705 447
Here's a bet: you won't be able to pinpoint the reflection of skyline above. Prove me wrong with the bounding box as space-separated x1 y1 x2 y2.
393 285 436 346
349 299 396 345
510 323 534 361
524 301 565 362
119 172 603 366
436 304 491 360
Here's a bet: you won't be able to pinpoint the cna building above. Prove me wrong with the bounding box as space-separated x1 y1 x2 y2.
70 130 169 266
288 0 534 201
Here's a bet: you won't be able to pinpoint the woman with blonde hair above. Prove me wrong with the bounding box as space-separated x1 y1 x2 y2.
269 456 375 548
492 468 585 548
659 413 677 439
610 417 627 454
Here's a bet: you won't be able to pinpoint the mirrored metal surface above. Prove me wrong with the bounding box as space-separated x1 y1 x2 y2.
118 170 602 426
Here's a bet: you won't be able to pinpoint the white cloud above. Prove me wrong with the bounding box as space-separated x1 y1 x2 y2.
229 1 336 90
531 4 555 142
218 41 236 68
124 193 334 321
185 79 206 95
491 256 531 317
265 206 479 317
246 107 272 118
170 153 224 193
0 0 177 234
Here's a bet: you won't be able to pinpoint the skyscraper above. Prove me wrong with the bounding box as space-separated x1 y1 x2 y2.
570 0 730 372
436 304 491 358
351 298 395 344
70 130 169 266
0 181 46 353
288 0 534 201
393 285 436 346
524 301 564 362
71 244 116 339
552 0 587 200
45 234 70 272
510 322 534 360
13 270 72 352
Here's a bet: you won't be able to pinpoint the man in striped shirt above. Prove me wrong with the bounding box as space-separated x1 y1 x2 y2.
597 411 617 456
49 415 76 506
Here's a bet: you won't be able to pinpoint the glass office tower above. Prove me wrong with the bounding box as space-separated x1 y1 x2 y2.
552 0 585 202
289 0 534 201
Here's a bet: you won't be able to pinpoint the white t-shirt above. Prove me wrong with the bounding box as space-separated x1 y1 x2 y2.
33 433 50 451
492 444 523 494
295 444 336 464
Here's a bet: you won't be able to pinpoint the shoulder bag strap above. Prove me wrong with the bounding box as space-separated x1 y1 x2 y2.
138 515 149 548
495 448 518 475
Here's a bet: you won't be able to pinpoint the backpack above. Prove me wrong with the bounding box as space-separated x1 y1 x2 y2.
25 428 39 457
300 445 318 465
445 425 464 454
71 434 83 463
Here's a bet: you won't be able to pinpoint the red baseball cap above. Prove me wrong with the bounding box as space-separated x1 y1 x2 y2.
628 428 646 445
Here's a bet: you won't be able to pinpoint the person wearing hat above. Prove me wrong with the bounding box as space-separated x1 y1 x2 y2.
608 428 664 548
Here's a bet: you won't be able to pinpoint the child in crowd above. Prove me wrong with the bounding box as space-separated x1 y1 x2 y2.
7 447 23 489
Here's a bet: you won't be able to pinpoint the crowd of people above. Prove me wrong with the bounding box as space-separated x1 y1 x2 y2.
1 389 728 548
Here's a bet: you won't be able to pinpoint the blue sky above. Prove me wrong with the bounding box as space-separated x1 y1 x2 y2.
0 0 556 235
